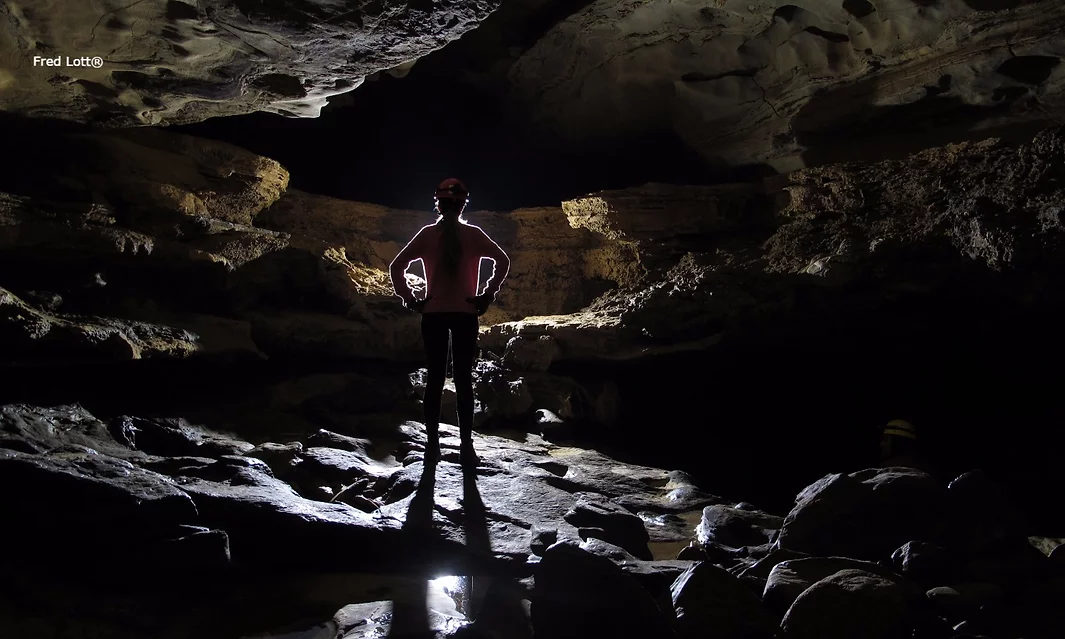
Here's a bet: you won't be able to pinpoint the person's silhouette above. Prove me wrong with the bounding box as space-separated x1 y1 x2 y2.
389 178 511 465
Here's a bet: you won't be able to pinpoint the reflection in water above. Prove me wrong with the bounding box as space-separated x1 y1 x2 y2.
383 457 491 636
461 462 491 621
386 462 436 637
645 509 704 560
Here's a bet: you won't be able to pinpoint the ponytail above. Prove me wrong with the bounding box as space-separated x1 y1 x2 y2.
439 210 463 276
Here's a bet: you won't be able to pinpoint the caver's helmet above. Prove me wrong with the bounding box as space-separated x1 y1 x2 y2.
883 419 917 440
434 178 469 213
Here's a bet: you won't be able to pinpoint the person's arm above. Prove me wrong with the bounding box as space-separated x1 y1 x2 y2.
389 228 428 304
477 228 511 296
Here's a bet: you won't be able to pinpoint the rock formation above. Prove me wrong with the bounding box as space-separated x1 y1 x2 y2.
0 0 501 125
3 400 1062 638
484 127 1065 364
501 0 1065 171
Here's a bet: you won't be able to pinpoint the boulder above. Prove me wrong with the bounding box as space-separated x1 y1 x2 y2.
531 541 677 639
564 494 652 560
671 561 776 639
697 504 783 551
776 467 952 560
780 569 909 639
947 470 1030 551
763 556 901 617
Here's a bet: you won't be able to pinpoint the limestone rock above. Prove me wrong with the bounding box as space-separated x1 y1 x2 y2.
926 583 1005 619
531 541 678 639
565 493 652 560
1 285 201 360
112 415 255 457
780 569 909 639
501 334 561 371
505 0 1065 170
890 540 958 587
490 128 1065 365
696 504 783 551
0 0 502 125
258 190 633 323
763 556 900 617
775 467 952 560
671 561 776 639
561 182 762 263
947 469 1030 551
60 129 289 226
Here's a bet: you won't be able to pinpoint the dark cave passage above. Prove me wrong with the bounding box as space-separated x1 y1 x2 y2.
174 77 768 212
554 295 1065 534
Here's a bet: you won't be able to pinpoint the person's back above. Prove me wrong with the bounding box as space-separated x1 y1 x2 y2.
388 178 511 466
416 222 503 314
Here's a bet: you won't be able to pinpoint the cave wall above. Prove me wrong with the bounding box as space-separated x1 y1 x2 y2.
501 0 1065 171
0 0 501 125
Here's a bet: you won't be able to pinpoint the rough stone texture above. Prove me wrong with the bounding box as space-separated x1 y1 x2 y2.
780 568 909 639
0 402 712 578
503 0 1065 171
696 504 784 551
8 126 1065 369
561 182 763 265
0 0 501 126
775 467 952 560
55 128 289 226
485 128 1065 363
0 127 431 363
258 189 637 326
671 561 777 639
1 285 201 360
763 556 900 616
531 541 678 639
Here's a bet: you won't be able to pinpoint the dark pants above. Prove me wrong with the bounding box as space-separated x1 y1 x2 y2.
421 312 479 439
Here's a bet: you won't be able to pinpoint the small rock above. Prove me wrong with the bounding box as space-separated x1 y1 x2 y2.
891 540 957 585
564 494 651 560
530 525 558 556
697 504 783 550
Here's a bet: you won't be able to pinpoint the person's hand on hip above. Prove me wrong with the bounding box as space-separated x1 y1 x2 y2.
466 292 495 316
404 296 432 313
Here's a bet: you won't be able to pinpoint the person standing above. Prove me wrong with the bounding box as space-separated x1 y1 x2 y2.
389 178 511 465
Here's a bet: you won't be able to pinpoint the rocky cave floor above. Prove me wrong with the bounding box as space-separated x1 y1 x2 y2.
3 386 1065 639
3 121 1065 638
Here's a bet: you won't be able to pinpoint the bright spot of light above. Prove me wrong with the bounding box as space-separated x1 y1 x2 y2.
429 575 462 593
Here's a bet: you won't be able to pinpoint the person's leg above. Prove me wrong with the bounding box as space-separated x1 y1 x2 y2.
448 313 480 461
421 313 450 461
